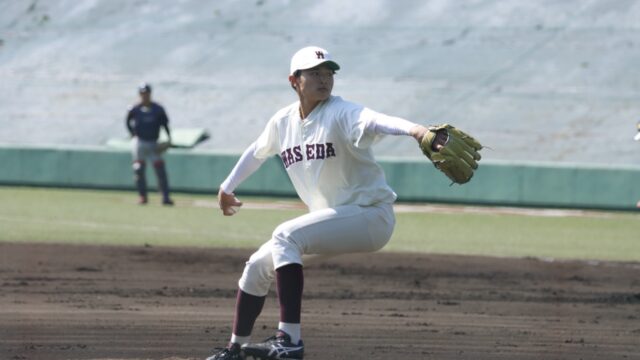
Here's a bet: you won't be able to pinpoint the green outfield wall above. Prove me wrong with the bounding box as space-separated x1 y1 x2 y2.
1 145 639 210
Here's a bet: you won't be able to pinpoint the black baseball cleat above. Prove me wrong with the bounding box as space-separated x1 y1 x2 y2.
205 343 244 360
162 198 174 206
241 331 304 360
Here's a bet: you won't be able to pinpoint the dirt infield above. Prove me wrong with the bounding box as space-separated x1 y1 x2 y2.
1 242 638 360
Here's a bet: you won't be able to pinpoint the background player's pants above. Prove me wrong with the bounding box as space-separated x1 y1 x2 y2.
153 160 171 203
238 202 395 296
131 137 171 202
132 137 162 163
133 160 147 199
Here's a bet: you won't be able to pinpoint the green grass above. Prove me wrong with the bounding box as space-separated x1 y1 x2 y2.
0 186 638 262
392 212 639 261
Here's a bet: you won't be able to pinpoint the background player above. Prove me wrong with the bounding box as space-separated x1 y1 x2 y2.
206 46 451 360
126 83 174 206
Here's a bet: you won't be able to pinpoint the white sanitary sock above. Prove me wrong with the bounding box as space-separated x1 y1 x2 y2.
278 322 301 344
230 334 250 345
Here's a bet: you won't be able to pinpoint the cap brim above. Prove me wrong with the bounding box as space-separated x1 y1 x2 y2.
634 132 640 141
296 60 340 74
322 60 340 71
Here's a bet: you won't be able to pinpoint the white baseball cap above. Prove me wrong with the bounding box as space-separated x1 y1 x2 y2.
634 132 640 141
290 46 340 76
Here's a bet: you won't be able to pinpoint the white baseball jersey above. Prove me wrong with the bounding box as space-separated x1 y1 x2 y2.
253 95 398 212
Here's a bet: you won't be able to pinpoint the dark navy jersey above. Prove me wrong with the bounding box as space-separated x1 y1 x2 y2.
126 102 169 141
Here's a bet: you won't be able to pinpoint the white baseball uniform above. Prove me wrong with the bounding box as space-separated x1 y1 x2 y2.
221 95 417 296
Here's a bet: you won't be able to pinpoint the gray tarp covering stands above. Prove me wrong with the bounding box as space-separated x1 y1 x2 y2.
1 1 639 164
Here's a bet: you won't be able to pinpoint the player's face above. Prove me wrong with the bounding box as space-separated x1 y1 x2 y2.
139 92 151 104
296 65 334 102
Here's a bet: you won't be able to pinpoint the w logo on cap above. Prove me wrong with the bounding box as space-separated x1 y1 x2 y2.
315 51 325 59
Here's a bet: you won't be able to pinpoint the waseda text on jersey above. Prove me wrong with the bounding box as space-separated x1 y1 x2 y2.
280 142 336 168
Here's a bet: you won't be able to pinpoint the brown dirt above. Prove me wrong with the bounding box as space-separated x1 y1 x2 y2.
1 242 639 360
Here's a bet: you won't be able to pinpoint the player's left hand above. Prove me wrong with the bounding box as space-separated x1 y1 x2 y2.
156 141 172 154
419 124 483 184
218 189 243 216
411 125 447 150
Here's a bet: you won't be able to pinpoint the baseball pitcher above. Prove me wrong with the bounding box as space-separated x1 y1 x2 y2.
206 46 482 360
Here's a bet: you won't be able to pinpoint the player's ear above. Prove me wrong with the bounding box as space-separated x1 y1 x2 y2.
288 75 298 90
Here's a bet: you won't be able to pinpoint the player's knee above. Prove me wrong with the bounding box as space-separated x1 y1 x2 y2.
272 226 297 251
272 220 302 242
238 255 274 297
133 161 146 180
132 160 145 171
271 226 304 267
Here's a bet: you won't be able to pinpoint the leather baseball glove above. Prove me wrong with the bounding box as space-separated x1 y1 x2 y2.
156 141 172 154
420 124 483 184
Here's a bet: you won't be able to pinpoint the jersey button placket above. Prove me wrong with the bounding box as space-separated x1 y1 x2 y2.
301 121 312 170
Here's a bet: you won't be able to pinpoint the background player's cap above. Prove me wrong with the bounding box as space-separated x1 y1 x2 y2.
290 46 340 76
138 83 152 93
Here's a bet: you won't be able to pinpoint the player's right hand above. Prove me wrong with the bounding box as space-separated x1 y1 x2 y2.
218 189 243 216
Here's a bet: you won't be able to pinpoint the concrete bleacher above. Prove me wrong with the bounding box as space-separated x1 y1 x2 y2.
0 0 639 165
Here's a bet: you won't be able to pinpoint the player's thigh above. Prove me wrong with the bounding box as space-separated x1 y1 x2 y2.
137 140 161 163
274 203 395 256
132 138 143 162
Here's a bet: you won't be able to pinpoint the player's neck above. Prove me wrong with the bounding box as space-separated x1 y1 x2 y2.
299 99 322 120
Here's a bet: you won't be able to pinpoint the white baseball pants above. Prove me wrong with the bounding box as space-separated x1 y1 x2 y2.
238 202 395 296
